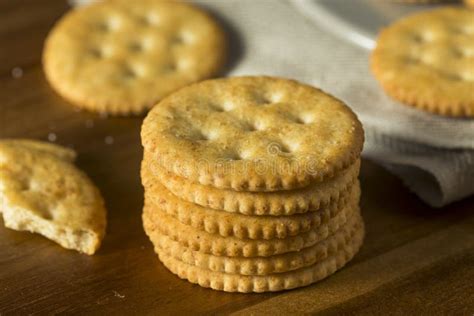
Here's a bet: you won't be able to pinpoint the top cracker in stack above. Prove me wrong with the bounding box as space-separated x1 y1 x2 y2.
141 76 365 292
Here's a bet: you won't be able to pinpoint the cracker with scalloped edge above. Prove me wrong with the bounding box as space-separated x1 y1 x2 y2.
141 76 363 191
43 0 227 115
142 155 361 239
143 149 360 216
371 7 474 116
147 210 362 276
142 194 359 258
0 138 77 162
153 216 364 293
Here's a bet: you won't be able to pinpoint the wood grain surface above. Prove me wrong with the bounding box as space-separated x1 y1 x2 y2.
0 1 473 315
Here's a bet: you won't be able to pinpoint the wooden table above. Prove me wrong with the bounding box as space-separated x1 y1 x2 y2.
1 1 473 314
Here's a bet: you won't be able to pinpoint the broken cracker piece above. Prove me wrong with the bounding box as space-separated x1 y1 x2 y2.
0 139 106 255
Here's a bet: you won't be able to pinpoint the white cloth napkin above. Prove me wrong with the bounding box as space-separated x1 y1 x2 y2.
73 0 474 207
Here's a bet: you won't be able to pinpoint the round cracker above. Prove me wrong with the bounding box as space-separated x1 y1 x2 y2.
143 163 361 239
43 0 227 115
147 212 362 276
0 139 76 162
143 149 360 216
142 196 360 257
371 7 474 117
141 76 364 191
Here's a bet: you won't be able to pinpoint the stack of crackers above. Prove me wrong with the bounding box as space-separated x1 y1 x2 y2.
140 77 365 292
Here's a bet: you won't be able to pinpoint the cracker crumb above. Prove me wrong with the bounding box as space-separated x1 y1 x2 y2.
113 290 125 299
11 67 23 79
104 136 114 145
47 133 57 142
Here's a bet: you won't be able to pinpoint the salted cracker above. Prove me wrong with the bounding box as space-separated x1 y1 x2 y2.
371 7 474 116
154 221 364 293
43 0 227 115
148 212 363 276
141 76 364 191
143 149 360 215
0 140 106 255
142 196 360 257
143 161 361 239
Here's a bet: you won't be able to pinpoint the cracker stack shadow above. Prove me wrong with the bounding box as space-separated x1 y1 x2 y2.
140 76 365 293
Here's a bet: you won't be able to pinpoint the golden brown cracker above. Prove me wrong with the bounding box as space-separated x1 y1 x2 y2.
148 212 363 276
154 219 364 293
141 76 364 191
371 8 474 116
142 195 360 257
0 140 106 255
143 149 360 216
43 0 227 115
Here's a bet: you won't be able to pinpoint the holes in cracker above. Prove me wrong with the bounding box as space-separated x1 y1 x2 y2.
221 100 235 112
97 17 121 32
89 47 104 58
269 92 284 103
453 47 474 58
412 31 434 44
404 54 422 65
238 149 254 160
443 72 463 82
203 129 220 141
279 143 293 154
208 101 234 112
90 45 115 59
209 101 235 113
293 113 314 124
224 151 243 161
190 130 209 142
140 13 160 26
451 24 474 36
241 120 264 132
255 95 272 105
20 179 32 192
97 22 110 32
161 63 177 74
208 103 225 113
129 41 144 53
123 66 138 79
172 31 195 45
443 71 474 82
171 34 185 45
452 48 464 58
459 71 474 82
254 91 284 106
244 124 257 132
